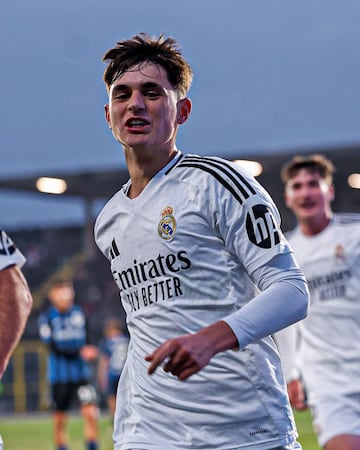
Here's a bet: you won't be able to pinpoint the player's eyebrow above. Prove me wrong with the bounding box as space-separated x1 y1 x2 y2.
141 81 164 90
110 84 128 96
111 81 164 95
289 181 302 190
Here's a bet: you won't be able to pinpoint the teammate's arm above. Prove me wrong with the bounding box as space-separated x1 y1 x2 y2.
0 264 33 377
274 324 307 410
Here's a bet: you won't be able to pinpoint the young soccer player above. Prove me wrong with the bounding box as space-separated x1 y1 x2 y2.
38 278 99 450
94 32 309 450
275 154 360 450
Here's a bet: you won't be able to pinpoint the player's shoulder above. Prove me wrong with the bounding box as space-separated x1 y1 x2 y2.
38 309 50 324
171 153 259 198
45 306 59 321
117 334 129 345
173 153 250 178
330 213 360 237
333 212 360 226
284 226 300 241
0 229 17 251
71 304 85 316
0 229 26 269
95 188 125 225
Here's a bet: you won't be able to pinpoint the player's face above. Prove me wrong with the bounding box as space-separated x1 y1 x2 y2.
285 169 334 223
105 62 191 156
48 284 75 312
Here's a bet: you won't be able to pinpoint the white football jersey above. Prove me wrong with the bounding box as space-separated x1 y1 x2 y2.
282 214 360 401
95 152 301 450
0 229 26 270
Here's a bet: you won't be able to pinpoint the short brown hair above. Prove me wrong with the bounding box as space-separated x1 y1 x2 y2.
49 277 73 288
103 318 122 333
102 33 193 98
281 154 335 185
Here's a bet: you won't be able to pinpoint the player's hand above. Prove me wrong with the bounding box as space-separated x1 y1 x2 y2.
145 333 214 381
145 321 238 381
287 379 307 410
80 345 99 362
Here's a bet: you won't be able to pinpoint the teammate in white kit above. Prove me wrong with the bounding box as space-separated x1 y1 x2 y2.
274 154 360 450
0 229 32 449
94 33 309 450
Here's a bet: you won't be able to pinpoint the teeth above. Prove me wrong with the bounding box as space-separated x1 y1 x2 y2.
129 120 146 126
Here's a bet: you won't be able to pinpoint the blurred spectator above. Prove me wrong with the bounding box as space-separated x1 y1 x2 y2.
38 277 99 450
97 318 128 420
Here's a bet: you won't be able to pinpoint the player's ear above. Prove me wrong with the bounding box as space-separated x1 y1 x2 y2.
176 98 192 124
327 184 335 202
284 188 293 209
104 104 112 129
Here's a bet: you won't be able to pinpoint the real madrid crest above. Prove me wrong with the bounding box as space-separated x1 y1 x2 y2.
334 244 345 261
158 206 176 241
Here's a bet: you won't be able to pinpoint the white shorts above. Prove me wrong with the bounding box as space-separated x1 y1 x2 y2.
273 443 302 450
311 392 360 446
126 444 302 450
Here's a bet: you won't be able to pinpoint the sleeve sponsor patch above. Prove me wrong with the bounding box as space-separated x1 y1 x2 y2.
246 205 280 249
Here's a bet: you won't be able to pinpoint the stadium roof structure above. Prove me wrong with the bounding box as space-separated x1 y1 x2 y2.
0 144 359 232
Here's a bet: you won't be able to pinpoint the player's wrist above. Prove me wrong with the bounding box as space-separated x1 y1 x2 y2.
199 320 239 355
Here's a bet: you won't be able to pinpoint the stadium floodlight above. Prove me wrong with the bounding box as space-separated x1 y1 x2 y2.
347 173 360 189
233 159 263 177
36 177 67 194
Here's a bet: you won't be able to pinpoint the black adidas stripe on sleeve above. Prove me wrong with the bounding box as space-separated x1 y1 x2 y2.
176 155 257 205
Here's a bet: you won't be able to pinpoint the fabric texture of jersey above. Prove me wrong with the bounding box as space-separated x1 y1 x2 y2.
0 229 26 270
38 304 90 384
94 153 302 450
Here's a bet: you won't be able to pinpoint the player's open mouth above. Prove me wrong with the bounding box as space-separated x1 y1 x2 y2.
300 202 316 210
126 119 149 127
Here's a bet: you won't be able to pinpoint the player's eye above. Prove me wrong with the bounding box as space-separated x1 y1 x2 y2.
144 90 161 98
113 92 129 101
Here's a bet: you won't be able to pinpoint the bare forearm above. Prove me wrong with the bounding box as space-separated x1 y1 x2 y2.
0 266 33 377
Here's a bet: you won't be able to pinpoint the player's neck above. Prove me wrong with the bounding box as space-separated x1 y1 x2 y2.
299 213 332 236
126 148 178 198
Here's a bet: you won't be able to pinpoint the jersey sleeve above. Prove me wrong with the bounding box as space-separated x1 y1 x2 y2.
210 161 292 284
0 229 26 270
223 256 309 348
207 161 309 346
